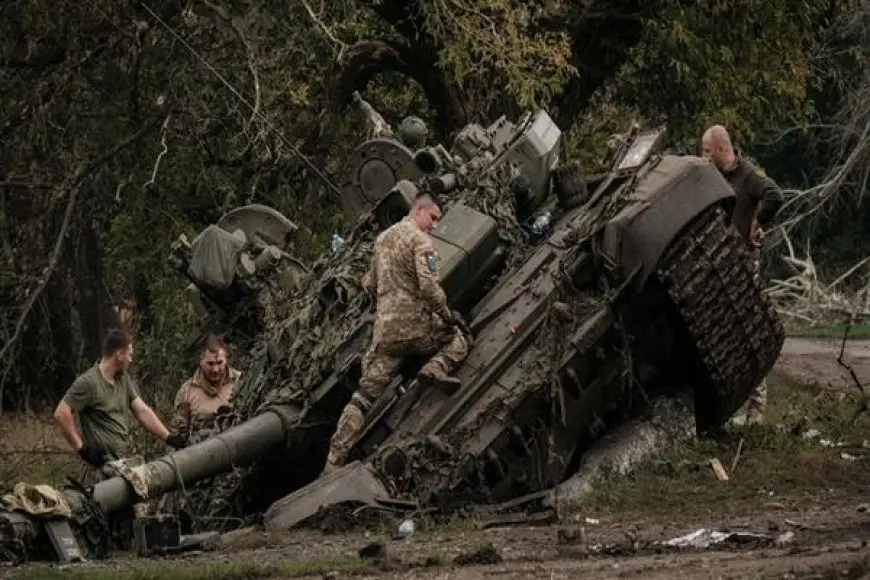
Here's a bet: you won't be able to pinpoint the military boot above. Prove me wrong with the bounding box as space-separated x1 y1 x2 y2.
417 360 461 394
320 403 366 476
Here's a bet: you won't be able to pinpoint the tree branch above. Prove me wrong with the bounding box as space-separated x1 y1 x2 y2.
0 117 164 373
299 0 347 61
200 0 262 133
143 115 172 189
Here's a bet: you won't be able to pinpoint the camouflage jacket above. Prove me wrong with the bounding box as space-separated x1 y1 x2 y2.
721 155 784 242
362 217 450 344
170 367 241 435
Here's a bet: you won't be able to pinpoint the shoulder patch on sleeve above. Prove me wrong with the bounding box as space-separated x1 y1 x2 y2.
755 167 766 179
423 251 438 273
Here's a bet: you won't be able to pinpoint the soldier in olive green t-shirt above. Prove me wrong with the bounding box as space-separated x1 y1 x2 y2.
54 328 188 468
62 363 141 459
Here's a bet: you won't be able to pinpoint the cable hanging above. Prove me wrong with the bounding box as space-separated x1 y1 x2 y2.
139 1 344 200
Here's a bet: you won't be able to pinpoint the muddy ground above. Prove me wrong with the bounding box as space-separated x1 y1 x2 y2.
4 338 870 579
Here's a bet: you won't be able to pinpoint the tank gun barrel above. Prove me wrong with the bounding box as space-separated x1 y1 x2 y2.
90 407 291 513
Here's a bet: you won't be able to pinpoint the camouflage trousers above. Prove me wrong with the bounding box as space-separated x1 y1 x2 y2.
324 323 469 471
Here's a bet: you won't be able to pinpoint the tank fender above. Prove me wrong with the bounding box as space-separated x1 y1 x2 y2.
601 155 736 287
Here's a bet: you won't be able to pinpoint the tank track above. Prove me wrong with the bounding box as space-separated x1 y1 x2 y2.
656 205 785 430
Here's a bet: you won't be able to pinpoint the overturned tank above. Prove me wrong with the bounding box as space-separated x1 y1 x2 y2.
0 99 785 563
164 100 784 527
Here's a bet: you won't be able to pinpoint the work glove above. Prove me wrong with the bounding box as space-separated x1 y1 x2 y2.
214 405 237 431
78 444 109 468
166 432 189 449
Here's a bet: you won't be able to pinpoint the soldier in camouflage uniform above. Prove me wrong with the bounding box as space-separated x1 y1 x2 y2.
169 335 241 441
322 193 470 473
159 335 242 532
702 125 785 424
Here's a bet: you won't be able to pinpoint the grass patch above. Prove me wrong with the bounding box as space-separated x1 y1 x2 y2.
6 557 368 580
0 412 84 491
567 371 870 518
786 323 870 340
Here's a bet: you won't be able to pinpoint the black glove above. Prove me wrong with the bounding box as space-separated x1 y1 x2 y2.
166 432 189 449
78 444 109 468
442 309 470 335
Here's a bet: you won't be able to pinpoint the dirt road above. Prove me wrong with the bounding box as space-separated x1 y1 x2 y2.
775 337 870 391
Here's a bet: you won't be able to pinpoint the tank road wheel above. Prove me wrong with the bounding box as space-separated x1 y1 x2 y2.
655 206 785 432
552 161 589 209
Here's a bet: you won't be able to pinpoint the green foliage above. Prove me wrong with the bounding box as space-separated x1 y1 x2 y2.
419 0 575 109
614 0 825 142
2 0 870 414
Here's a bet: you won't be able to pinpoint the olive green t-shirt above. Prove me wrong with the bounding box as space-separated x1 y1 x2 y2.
62 364 141 458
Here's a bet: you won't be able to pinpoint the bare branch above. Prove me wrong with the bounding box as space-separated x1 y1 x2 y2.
142 115 172 189
0 117 164 373
300 0 347 61
201 0 262 132
838 320 868 423
765 229 870 325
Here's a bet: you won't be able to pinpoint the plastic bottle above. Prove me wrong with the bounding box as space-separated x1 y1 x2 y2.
397 519 415 537
531 211 552 235
331 232 345 253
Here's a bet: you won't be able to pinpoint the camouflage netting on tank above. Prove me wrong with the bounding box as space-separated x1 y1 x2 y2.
369 272 609 506
451 178 536 268
232 174 540 420
188 167 548 522
199 149 659 521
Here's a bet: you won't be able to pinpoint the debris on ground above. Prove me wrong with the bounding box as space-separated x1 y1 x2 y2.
395 519 414 538
453 542 503 565
659 528 773 549
709 458 729 481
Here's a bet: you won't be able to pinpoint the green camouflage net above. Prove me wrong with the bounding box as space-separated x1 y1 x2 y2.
193 134 651 520
182 162 552 520
230 172 541 422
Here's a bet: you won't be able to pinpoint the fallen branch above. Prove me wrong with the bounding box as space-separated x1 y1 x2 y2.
730 438 745 475
0 116 164 374
765 229 870 325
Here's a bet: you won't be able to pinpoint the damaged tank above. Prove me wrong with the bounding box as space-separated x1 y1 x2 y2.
0 97 785 563
166 97 784 529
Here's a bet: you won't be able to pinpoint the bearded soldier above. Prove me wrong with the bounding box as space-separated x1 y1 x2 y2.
170 335 241 442
322 193 469 474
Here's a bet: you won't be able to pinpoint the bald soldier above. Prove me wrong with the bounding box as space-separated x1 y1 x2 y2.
702 124 785 424
701 125 784 245
322 193 469 473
